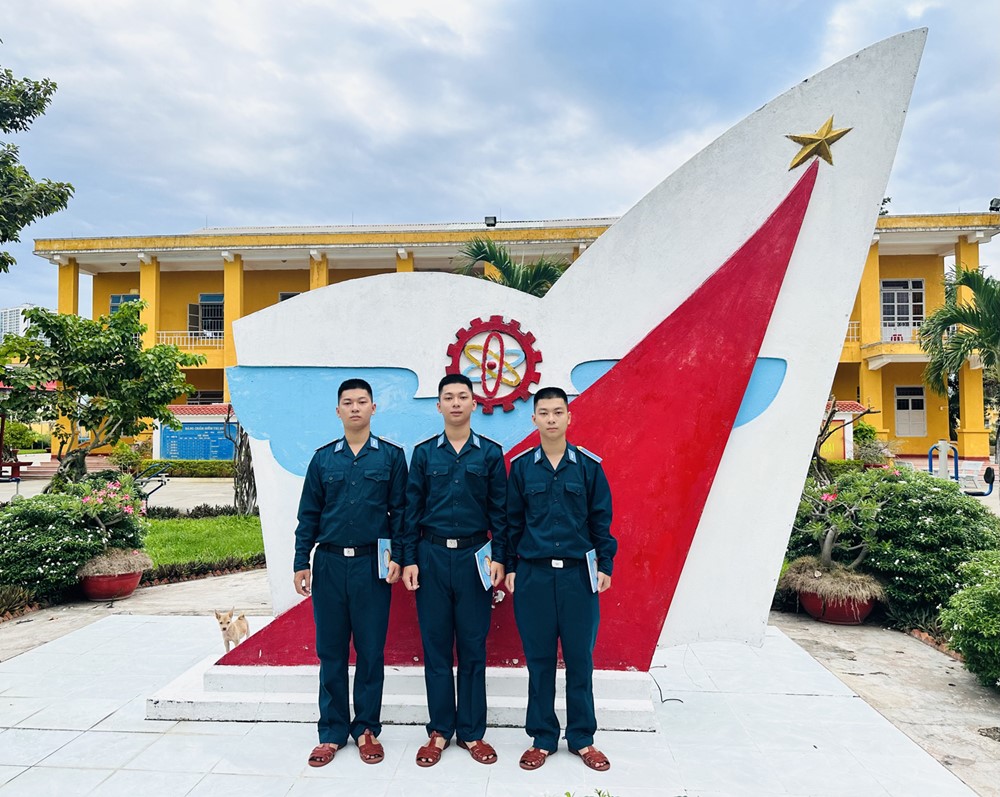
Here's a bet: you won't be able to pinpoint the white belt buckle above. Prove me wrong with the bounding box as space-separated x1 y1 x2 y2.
446 539 459 549
344 547 356 557
552 559 564 568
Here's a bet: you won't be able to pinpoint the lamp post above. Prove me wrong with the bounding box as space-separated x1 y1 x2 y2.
0 384 10 467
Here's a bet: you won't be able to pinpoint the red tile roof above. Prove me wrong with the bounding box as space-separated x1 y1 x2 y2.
171 403 233 416
825 400 868 414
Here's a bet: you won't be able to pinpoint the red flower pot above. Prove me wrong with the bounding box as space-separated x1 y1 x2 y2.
79 571 143 601
798 591 875 625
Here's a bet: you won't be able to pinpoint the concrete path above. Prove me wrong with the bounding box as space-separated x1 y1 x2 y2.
0 478 236 510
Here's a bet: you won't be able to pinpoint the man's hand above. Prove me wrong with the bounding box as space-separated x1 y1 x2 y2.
489 561 505 589
386 561 401 584
597 572 612 593
293 569 312 596
504 572 516 594
402 564 420 591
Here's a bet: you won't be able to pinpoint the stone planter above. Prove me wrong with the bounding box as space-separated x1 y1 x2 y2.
79 571 143 601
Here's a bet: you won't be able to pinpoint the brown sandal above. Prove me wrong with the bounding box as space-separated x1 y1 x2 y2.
415 731 449 767
570 745 610 771
357 730 384 764
308 743 337 767
518 746 552 770
458 739 497 765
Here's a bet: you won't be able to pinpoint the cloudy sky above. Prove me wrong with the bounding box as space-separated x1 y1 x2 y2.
1 0 998 313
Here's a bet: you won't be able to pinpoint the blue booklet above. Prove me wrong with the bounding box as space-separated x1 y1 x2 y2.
586 549 599 593
377 538 392 580
475 540 493 591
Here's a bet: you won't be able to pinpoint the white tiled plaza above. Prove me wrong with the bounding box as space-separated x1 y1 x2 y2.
0 614 977 796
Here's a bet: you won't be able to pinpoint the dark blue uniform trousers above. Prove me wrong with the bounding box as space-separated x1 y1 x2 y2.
513 560 599 752
415 539 492 741
311 548 391 746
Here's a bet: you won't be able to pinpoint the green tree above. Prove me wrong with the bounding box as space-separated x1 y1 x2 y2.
920 266 1000 441
0 67 74 273
0 301 205 483
456 237 568 297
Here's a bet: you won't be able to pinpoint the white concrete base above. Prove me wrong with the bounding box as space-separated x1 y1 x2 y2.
147 659 657 731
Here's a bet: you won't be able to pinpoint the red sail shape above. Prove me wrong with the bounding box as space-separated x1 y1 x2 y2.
221 162 818 670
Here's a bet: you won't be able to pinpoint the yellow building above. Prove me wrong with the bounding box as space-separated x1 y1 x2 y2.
34 213 1000 458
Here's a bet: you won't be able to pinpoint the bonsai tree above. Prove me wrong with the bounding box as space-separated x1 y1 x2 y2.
0 301 204 484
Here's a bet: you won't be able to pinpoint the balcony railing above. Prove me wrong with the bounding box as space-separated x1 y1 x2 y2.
844 321 860 342
157 331 224 348
881 320 922 343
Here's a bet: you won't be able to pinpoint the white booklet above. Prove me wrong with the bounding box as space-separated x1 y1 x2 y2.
475 540 493 590
586 548 599 593
377 538 392 579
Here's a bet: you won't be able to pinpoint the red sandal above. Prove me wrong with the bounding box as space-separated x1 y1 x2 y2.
458 739 497 765
357 730 384 764
415 731 449 767
518 746 553 770
570 746 611 771
307 743 337 767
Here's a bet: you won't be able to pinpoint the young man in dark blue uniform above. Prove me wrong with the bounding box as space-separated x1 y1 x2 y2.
400 373 508 767
505 386 616 773
293 378 407 768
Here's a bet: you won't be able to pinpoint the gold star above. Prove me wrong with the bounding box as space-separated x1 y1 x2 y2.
786 116 852 170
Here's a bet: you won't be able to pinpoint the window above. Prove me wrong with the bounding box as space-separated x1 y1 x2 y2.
187 390 225 405
278 292 301 302
187 293 224 337
880 279 924 341
895 386 926 437
110 294 141 314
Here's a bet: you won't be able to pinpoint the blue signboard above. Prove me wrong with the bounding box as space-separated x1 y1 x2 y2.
161 422 236 460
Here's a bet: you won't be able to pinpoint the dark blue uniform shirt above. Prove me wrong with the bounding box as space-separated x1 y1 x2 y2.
293 435 408 572
400 431 508 567
507 443 616 575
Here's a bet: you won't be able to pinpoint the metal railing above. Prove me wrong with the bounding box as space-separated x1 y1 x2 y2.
157 331 224 348
844 321 860 342
881 320 922 343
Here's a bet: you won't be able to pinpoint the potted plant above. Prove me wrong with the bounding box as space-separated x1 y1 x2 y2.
77 547 153 600
779 483 886 624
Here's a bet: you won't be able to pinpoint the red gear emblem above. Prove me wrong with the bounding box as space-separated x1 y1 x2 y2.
446 316 542 414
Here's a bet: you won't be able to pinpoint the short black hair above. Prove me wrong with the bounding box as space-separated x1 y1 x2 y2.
438 373 474 395
338 378 373 401
533 386 569 408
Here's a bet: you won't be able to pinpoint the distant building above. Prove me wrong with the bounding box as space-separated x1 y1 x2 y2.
0 304 35 341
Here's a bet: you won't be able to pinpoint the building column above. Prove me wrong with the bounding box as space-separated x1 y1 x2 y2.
223 253 244 401
395 248 413 272
57 256 79 315
139 255 161 349
857 240 881 346
955 235 988 457
859 363 888 439
309 251 329 290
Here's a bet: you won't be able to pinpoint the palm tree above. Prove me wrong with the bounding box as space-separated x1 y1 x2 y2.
919 265 1000 438
456 237 568 297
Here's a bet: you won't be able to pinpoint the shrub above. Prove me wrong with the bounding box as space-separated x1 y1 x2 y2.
145 505 183 520
0 584 36 616
0 494 109 599
786 468 1000 629
187 503 242 518
139 459 234 478
55 473 148 549
1 420 37 450
853 421 877 444
827 459 865 478
109 441 143 474
940 551 1000 690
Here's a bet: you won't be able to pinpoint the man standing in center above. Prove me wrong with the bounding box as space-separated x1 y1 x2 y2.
401 373 508 767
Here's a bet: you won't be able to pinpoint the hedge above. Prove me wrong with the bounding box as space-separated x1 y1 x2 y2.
140 459 234 478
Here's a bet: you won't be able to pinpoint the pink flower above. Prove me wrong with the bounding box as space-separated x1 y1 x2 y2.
892 469 901 476
123 505 134 514
82 496 91 503
820 493 838 502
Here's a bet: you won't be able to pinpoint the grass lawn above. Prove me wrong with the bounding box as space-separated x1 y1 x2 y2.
145 516 264 566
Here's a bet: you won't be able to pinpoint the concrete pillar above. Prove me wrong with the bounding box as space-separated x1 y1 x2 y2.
395 249 414 272
57 257 80 315
223 253 244 400
309 252 329 290
857 241 881 345
139 255 161 349
859 363 888 439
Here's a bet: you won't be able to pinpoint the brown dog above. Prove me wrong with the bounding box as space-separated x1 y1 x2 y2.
215 609 250 652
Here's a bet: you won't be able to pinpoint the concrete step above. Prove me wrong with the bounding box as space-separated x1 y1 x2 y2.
148 657 658 731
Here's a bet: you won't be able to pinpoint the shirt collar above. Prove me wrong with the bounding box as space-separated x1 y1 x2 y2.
436 431 480 449
533 444 576 466
334 436 378 453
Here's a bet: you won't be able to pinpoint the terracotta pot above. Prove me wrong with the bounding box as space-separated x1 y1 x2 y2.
79 571 143 601
798 590 875 625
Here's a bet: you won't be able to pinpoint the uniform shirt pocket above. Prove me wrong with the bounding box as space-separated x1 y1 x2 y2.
562 480 587 518
323 471 347 504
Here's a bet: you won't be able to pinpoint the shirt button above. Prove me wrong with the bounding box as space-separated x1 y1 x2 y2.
555 542 560 547
454 479 460 484
553 476 558 481
351 481 356 485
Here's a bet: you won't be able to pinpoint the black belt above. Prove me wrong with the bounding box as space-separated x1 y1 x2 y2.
423 531 489 550
317 542 376 557
524 557 584 568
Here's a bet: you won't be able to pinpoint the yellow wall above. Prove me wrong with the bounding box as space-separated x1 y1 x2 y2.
830 363 860 404
160 272 225 331
92 274 141 318
878 254 945 311
880 361 949 455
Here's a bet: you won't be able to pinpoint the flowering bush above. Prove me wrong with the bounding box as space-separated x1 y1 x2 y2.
786 468 1000 628
940 551 1000 690
57 473 147 549
0 494 109 599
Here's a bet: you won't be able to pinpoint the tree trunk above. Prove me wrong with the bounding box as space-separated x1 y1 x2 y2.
43 448 89 492
233 426 257 515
